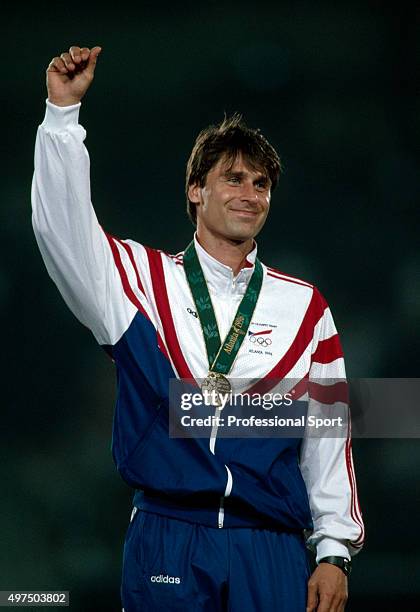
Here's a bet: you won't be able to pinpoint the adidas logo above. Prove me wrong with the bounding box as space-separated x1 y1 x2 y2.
150 574 181 584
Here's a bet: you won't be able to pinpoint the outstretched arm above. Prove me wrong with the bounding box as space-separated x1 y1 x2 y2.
32 46 152 346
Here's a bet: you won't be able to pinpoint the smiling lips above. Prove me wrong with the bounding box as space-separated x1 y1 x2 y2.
228 208 259 217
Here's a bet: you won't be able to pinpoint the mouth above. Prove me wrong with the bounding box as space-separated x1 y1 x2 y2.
228 209 259 218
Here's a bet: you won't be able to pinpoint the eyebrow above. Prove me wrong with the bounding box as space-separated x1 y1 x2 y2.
223 170 270 185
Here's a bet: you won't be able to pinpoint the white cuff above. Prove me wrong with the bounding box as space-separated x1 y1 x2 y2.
316 538 350 563
41 99 81 131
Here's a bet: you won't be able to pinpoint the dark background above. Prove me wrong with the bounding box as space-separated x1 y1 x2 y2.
2 1 419 610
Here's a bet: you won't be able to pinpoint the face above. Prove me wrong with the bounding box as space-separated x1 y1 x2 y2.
189 153 271 243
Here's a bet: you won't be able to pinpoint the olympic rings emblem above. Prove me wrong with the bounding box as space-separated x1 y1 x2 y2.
249 335 272 346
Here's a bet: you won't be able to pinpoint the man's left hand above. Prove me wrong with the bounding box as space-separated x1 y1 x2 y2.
306 563 348 612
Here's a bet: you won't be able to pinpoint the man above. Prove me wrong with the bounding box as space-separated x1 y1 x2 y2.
31 45 364 611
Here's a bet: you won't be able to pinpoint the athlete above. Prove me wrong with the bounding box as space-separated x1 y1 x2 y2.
31 45 364 611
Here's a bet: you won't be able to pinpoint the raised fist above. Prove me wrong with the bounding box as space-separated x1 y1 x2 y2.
46 46 102 107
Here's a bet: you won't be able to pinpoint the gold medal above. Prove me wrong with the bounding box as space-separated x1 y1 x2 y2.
201 372 232 407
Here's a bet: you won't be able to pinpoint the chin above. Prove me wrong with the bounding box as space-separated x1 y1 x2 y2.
224 221 261 242
225 229 257 243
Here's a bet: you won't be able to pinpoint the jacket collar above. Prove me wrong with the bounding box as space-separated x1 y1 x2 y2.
193 233 258 296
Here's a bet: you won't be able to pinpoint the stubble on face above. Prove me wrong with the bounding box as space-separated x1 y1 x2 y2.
195 153 271 245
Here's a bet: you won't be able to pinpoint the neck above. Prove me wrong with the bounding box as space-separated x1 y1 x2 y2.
196 228 254 275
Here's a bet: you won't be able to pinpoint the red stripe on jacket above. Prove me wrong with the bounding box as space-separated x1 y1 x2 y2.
145 247 195 380
114 238 146 296
312 334 343 364
104 233 169 359
345 435 365 546
248 288 326 395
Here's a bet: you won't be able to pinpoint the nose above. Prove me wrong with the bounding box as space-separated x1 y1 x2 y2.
239 181 259 203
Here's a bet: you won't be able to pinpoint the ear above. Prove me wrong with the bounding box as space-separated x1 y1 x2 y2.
188 183 202 204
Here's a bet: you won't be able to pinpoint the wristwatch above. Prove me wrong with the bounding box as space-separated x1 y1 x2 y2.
318 556 352 577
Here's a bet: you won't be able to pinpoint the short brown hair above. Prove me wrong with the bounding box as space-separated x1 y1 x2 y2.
185 113 282 225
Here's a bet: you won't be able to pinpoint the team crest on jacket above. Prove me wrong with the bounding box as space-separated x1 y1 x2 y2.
248 323 277 355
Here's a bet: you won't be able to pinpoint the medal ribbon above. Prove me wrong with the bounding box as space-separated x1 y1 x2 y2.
183 241 263 375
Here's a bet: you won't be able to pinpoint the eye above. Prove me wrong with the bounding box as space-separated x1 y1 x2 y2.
255 180 268 190
227 176 241 184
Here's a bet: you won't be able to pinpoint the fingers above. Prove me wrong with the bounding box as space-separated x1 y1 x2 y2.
60 52 75 71
306 580 318 612
69 46 91 64
316 594 333 612
313 590 348 612
47 46 102 75
46 52 76 76
316 594 347 612
81 47 92 62
47 56 67 74
85 46 102 76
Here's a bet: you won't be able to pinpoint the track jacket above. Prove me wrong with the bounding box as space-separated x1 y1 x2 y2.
31 100 364 562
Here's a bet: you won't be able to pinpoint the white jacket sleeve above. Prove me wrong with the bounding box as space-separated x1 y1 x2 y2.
31 100 153 346
300 290 365 561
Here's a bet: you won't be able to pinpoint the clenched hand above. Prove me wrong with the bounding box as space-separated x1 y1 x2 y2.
46 45 102 107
